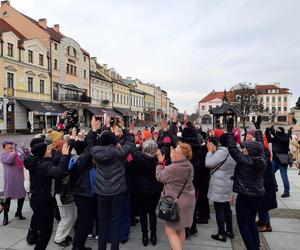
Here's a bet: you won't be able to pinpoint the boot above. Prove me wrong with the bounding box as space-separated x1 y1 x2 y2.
211 233 226 242
3 212 8 225
266 223 273 232
185 228 191 239
150 232 157 246
142 233 148 246
26 228 37 245
190 224 198 235
15 198 26 220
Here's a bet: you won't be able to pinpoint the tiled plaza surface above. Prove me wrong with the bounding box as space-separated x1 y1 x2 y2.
0 134 300 249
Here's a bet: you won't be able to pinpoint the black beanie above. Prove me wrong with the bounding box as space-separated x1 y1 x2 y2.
30 138 45 148
31 142 48 157
210 137 220 146
100 131 118 146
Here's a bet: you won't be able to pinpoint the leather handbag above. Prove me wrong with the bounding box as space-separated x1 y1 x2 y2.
158 170 191 222
277 153 293 166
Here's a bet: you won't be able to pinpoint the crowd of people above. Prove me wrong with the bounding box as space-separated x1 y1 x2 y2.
0 111 299 250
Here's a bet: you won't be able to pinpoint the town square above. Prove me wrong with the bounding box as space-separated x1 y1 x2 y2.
1 1 300 250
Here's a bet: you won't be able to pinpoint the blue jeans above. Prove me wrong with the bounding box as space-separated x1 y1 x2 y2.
258 210 270 225
236 194 263 250
272 160 290 194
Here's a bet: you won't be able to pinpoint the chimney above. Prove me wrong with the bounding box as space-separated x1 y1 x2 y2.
1 1 10 6
38 18 47 29
103 64 107 70
126 77 132 81
212 89 215 95
53 24 60 33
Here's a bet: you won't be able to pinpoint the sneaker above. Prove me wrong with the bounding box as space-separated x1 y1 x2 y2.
87 234 93 240
94 235 98 241
211 234 226 242
281 193 290 198
55 240 70 247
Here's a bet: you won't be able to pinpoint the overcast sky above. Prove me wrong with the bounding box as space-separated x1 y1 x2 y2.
13 0 300 113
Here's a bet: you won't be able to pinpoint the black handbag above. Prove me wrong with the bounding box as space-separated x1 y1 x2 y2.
60 175 74 205
276 153 293 166
157 170 191 222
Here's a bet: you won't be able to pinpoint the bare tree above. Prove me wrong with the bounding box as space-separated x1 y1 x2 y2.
231 82 264 128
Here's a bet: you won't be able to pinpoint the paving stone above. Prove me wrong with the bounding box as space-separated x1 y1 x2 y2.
263 232 300 250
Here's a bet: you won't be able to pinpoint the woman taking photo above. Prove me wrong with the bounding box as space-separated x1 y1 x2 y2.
156 143 195 250
205 135 236 242
1 140 27 225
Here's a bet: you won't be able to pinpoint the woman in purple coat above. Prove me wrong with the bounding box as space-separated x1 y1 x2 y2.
0 139 27 225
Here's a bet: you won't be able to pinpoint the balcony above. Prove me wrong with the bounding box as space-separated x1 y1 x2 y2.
60 94 91 103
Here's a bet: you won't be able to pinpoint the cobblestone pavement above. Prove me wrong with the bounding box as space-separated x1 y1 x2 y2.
0 134 300 249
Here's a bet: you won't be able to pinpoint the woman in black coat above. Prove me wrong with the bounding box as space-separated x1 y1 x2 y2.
181 123 201 237
256 133 277 232
226 132 267 250
131 140 163 246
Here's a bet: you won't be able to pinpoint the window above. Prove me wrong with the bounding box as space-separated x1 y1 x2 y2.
284 96 287 102
73 48 77 58
54 43 58 50
201 105 205 111
66 64 70 74
278 107 281 111
284 107 287 112
117 94 119 103
28 77 33 92
84 56 86 62
84 70 87 78
67 46 70 55
7 72 14 88
28 50 33 63
54 59 58 70
272 96 275 102
39 54 44 66
278 97 281 102
266 107 269 112
113 93 115 102
266 97 270 102
74 66 77 76
209 105 212 110
7 43 13 57
40 80 45 94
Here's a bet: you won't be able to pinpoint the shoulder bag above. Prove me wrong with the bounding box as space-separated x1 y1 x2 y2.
157 169 191 222
210 153 230 176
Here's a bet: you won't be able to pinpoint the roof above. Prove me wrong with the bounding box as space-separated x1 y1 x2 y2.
20 13 63 42
210 103 240 115
200 90 234 103
90 71 111 82
255 84 290 94
0 19 26 39
122 78 135 85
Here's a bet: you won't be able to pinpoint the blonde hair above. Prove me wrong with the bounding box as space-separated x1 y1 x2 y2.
179 143 193 160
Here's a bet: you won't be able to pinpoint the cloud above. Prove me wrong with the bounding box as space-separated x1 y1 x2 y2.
12 0 300 113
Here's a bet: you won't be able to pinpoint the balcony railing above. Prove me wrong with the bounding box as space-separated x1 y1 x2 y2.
60 95 91 103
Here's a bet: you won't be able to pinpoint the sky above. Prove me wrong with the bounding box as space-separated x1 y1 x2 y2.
12 0 300 113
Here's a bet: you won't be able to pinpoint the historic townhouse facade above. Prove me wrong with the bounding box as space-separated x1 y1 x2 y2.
154 86 163 122
161 90 168 120
0 0 91 128
0 19 55 132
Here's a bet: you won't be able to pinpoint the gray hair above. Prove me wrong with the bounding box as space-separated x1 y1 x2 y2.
143 140 158 157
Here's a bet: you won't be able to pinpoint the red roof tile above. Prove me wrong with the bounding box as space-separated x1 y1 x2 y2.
255 84 290 94
200 91 234 103
0 18 26 40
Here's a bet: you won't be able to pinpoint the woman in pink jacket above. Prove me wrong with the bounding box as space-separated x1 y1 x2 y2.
0 139 27 225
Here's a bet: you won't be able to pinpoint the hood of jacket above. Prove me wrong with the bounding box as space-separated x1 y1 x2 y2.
24 155 40 172
242 141 264 157
90 145 117 164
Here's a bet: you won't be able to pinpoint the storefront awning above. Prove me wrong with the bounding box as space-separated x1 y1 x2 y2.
18 100 66 116
114 108 135 117
101 108 121 117
86 107 105 117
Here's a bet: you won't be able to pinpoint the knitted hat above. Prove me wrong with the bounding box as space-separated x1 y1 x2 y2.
31 142 48 157
1 139 14 147
100 131 118 146
247 128 256 137
50 131 63 143
52 139 65 152
30 138 45 148
214 129 225 138
242 141 264 157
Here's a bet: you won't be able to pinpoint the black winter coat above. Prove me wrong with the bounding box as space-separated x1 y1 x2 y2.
265 128 290 163
227 133 267 197
24 155 68 202
131 148 163 194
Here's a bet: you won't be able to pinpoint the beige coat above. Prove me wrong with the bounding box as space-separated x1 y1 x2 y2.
156 159 195 230
290 135 300 162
